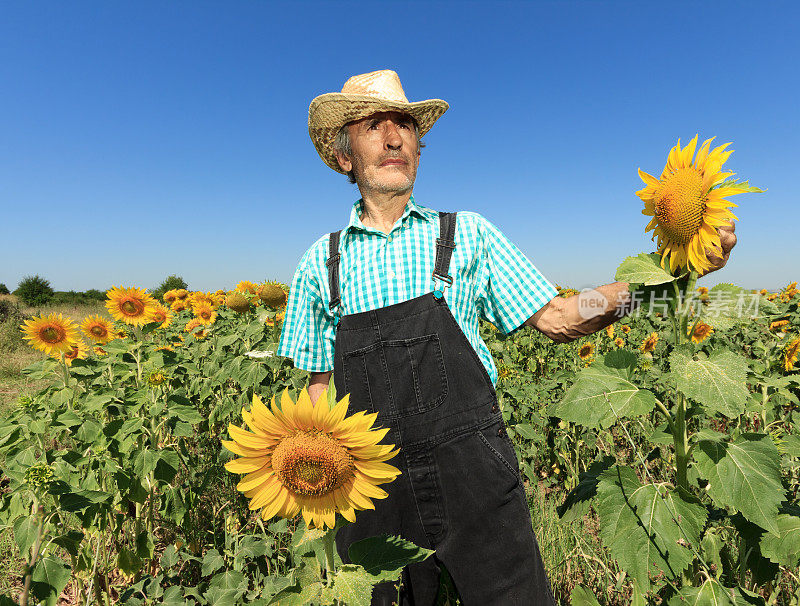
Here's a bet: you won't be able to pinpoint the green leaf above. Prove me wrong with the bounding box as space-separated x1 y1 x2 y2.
168 404 204 425
52 530 84 557
694 283 762 331
154 449 181 484
615 253 676 286
160 544 179 569
331 564 375 606
117 547 142 576
136 530 155 560
596 466 707 591
549 351 658 429
13 515 39 556
209 569 248 590
76 418 104 445
760 511 800 567
557 456 615 522
571 585 602 606
670 347 749 418
202 548 224 576
348 534 434 583
58 489 112 513
30 556 71 604
267 581 324 606
667 577 737 605
693 436 784 536
711 177 766 194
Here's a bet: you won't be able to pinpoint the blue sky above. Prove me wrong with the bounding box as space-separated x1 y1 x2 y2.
1 1 798 294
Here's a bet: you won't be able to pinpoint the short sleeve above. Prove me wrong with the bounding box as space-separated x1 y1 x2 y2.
276 246 336 372
474 215 559 336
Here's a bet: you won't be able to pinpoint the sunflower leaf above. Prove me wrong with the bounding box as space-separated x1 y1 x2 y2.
669 346 749 418
548 351 658 429
615 253 677 286
759 505 800 568
693 435 784 536
348 534 435 583
666 577 738 606
557 455 615 521
693 283 767 331
596 466 707 592
571 585 602 606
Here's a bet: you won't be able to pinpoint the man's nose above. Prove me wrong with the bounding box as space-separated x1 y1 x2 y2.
384 122 402 150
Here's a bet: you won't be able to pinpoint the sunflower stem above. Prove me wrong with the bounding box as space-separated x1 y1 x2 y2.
673 392 690 497
322 527 337 586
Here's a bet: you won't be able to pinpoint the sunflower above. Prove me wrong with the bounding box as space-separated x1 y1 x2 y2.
578 342 595 360
236 281 258 295
226 291 251 313
106 286 157 326
175 289 188 300
770 320 790 331
259 281 288 308
80 315 114 344
151 305 173 329
689 322 714 343
93 346 107 357
605 325 614 339
766 293 778 302
641 332 659 353
193 303 217 325
784 337 800 372
189 292 216 309
223 388 401 530
171 300 187 313
63 339 89 366
163 290 178 304
636 135 757 275
194 328 208 340
20 313 79 356
621 325 631 334
265 310 286 327
184 318 204 333
147 370 167 387
614 337 625 348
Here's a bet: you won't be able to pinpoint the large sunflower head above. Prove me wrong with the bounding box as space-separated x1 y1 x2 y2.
259 281 289 309
223 388 401 530
62 339 89 366
193 303 217 325
163 290 178 304
151 305 173 329
640 332 659 353
578 342 595 360
80 315 114 344
784 337 800 373
689 321 714 344
106 286 158 326
636 135 761 275
21 313 80 356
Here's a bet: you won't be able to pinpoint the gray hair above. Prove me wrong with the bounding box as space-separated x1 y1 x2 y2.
333 117 425 185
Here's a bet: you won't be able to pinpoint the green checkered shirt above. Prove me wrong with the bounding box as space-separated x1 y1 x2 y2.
276 195 559 387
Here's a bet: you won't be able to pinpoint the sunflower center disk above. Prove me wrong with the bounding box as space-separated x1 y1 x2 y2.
271 430 354 497
91 326 105 337
654 168 706 245
40 326 63 344
121 300 144 316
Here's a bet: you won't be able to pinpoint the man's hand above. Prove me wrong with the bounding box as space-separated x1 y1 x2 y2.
697 219 737 278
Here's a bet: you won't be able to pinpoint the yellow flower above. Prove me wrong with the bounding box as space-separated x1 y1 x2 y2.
766 293 778 301
621 325 631 334
151 305 173 329
20 313 79 356
265 310 286 327
80 315 114 344
636 135 755 275
62 339 89 366
784 337 800 372
578 342 595 360
147 371 167 386
697 286 709 296
759 288 768 296
223 388 401 530
93 346 107 357
163 290 178 304
193 303 217 325
606 325 614 339
171 300 187 313
106 286 157 326
770 320 790 331
689 322 714 343
184 318 204 333
614 337 624 348
175 289 189 300
640 332 659 353
236 281 258 295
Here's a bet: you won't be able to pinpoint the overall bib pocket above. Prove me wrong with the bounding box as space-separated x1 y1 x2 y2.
342 334 448 419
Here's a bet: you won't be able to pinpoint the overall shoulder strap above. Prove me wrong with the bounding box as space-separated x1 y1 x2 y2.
326 230 342 310
433 211 457 285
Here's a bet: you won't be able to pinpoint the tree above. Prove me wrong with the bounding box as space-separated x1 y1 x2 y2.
14 275 54 306
152 275 189 301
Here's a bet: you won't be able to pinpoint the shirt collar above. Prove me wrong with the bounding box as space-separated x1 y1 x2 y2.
344 194 437 236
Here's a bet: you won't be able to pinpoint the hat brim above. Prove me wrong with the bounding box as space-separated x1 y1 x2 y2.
308 94 449 174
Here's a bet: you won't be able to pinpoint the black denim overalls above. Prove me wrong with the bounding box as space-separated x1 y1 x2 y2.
327 211 557 606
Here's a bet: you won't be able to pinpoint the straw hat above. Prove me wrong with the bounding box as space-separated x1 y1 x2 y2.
308 69 449 174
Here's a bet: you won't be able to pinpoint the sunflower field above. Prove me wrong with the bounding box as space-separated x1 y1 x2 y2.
1 136 799 605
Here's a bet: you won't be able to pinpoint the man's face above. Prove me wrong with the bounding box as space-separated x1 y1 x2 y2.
335 111 420 194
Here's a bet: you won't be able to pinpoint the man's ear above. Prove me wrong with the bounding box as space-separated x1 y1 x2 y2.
334 149 352 173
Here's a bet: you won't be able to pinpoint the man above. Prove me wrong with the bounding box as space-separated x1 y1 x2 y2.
276 70 736 605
